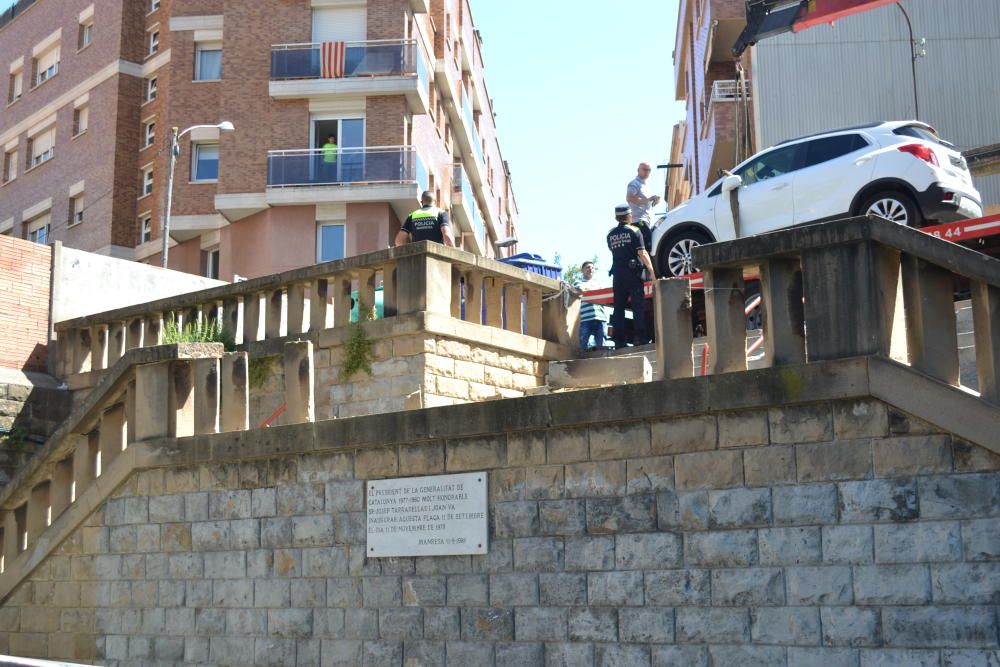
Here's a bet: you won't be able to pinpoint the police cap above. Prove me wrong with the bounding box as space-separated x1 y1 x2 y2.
614 204 630 216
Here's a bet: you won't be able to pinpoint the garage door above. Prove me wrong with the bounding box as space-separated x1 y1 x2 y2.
312 7 367 43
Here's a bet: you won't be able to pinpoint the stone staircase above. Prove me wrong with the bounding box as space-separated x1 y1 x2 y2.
0 369 71 493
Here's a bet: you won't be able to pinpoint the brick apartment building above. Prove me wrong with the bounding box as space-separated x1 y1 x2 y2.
0 0 519 281
666 0 754 208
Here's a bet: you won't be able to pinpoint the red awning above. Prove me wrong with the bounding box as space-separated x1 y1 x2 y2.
792 0 899 32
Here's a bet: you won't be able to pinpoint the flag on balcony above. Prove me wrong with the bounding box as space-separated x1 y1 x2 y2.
321 42 346 78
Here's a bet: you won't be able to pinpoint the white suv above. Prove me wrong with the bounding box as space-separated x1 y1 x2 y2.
651 121 984 277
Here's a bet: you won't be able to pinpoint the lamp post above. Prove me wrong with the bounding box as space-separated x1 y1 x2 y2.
895 2 922 120
162 121 235 268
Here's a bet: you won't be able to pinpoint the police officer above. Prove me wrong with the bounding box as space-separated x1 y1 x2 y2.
607 204 656 349
395 191 455 247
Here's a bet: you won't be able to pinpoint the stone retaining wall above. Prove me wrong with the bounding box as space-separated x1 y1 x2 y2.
0 393 997 666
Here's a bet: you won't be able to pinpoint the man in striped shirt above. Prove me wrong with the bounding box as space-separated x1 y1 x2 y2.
574 261 609 352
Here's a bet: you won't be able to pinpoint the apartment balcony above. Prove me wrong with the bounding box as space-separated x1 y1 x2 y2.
269 39 430 114
265 146 428 211
452 163 486 255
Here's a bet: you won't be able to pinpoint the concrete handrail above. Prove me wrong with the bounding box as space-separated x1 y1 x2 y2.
652 215 1000 406
52 243 574 382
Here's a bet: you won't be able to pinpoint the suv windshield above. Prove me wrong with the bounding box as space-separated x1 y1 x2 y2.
893 125 941 144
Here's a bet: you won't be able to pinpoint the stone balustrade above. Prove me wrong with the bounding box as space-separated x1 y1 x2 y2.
0 343 248 577
655 215 1000 407
51 243 574 386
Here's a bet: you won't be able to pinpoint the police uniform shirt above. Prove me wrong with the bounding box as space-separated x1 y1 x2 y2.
402 206 450 243
606 224 645 270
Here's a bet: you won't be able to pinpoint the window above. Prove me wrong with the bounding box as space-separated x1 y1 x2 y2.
2 149 16 184
802 134 869 169
69 194 84 226
32 46 60 87
735 144 803 187
147 28 159 56
7 68 22 105
191 143 219 182
194 43 222 81
141 165 154 196
73 104 89 136
149 0 160 12
139 213 152 243
204 248 220 279
317 223 345 263
145 77 157 102
26 214 50 244
78 21 93 50
27 127 55 169
143 120 156 148
893 125 942 145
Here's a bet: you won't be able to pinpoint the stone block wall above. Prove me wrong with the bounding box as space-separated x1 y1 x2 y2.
249 332 547 427
0 397 997 666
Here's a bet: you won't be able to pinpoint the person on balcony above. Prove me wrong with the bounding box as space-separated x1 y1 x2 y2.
573 260 609 352
607 204 655 349
320 134 339 183
626 162 661 251
395 190 456 247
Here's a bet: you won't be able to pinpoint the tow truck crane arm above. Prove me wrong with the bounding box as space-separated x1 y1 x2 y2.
733 0 900 57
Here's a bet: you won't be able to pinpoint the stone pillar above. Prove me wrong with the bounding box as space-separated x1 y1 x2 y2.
653 278 694 379
193 358 221 435
381 266 398 318
287 283 308 335
466 272 483 325
109 322 127 366
284 341 315 425
801 242 899 362
26 481 51 545
504 285 524 334
223 298 242 344
73 328 92 375
761 259 806 367
127 318 145 350
484 278 504 328
542 289 579 347
704 268 747 374
134 362 171 441
171 361 195 438
2 507 20 561
525 289 543 339
72 433 98 500
50 457 73 519
972 280 1000 404
394 253 453 316
91 325 109 372
244 293 263 343
98 403 127 473
266 288 285 339
146 313 164 346
902 254 960 385
221 352 250 432
310 279 330 331
451 269 462 319
357 269 376 320
57 333 73 377
334 275 353 327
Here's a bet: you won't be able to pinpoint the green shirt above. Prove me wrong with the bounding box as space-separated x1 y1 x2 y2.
322 142 338 164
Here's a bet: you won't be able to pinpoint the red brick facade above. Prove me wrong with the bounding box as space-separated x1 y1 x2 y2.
0 236 51 372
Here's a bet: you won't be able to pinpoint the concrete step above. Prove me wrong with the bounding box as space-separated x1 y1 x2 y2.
548 356 652 388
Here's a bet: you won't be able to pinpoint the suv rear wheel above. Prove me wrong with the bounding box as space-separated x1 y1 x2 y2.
861 191 923 227
657 228 712 277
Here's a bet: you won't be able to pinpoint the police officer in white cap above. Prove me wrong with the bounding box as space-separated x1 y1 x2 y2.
606 204 656 348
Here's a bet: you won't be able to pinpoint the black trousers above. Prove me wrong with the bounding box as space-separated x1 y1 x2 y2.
611 270 646 348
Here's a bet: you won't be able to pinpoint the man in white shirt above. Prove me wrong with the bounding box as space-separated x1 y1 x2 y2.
626 162 661 251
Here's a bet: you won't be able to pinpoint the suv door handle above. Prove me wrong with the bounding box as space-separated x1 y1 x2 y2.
770 182 789 191
854 157 872 165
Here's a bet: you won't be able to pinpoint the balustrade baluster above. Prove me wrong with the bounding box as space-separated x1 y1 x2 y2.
287 283 308 335
901 254 960 385
704 267 747 374
243 293 263 343
284 341 315 424
109 322 127 366
485 277 503 328
73 328 92 375
381 265 398 318
761 259 805 367
309 279 330 332
193 358 221 435
653 278 694 379
466 271 483 325
504 284 524 334
357 269 376 319
92 324 109 371
525 289 543 339
972 280 1000 404
26 482 51 547
333 275 353 327
50 458 73 520
127 318 145 350
98 403 127 473
221 352 250 432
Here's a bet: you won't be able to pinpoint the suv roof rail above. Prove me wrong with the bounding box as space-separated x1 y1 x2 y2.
776 121 886 146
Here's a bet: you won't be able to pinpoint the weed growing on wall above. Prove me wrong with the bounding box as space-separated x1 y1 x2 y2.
343 303 375 379
249 355 280 389
162 316 235 349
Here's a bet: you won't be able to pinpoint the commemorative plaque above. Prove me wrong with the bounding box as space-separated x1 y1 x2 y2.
366 472 488 557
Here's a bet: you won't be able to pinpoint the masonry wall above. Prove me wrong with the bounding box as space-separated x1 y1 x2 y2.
0 236 51 372
1 396 998 666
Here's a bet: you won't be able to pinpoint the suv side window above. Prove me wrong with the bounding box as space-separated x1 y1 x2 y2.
802 134 869 168
735 143 803 187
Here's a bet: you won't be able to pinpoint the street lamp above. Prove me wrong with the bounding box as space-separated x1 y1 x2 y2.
162 121 236 268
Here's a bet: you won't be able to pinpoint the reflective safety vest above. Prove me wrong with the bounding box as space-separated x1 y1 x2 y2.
322 142 338 163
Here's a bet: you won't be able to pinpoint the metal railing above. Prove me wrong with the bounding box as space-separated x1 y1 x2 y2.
270 39 428 82
267 145 424 188
453 163 484 241
710 79 749 102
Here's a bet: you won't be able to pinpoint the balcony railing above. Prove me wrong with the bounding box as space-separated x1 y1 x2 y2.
710 79 750 102
453 163 484 241
267 145 425 188
271 39 428 83
461 93 486 168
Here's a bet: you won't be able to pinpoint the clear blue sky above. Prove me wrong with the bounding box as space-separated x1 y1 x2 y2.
473 0 685 272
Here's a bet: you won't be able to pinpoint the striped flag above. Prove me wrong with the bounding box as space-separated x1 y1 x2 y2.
321 42 346 78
